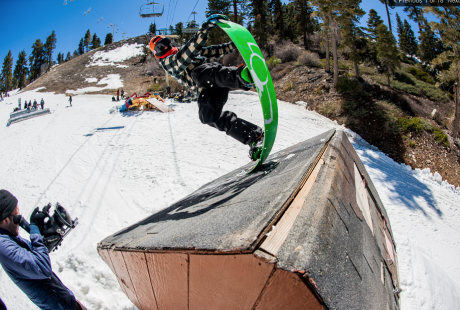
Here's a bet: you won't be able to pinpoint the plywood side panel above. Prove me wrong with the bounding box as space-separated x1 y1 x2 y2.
145 253 189 310
260 158 324 256
109 250 143 310
254 269 324 310
189 254 274 310
354 163 374 235
97 248 117 275
122 252 159 310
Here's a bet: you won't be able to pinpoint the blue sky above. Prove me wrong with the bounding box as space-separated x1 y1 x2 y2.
1 0 423 66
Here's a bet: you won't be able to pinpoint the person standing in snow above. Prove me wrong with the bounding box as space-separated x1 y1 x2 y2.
116 89 120 101
69 95 72 107
33 99 38 110
121 89 124 99
18 98 21 110
40 98 45 110
27 101 31 111
0 190 87 310
149 14 264 160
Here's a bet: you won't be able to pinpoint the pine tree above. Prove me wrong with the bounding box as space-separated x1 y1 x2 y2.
270 0 285 40
404 20 418 57
376 23 400 86
403 4 425 31
44 30 57 72
149 23 157 35
91 33 101 49
84 29 91 51
206 0 231 45
104 33 113 45
57 52 64 64
1 50 14 92
78 38 85 55
29 39 45 81
72 50 79 58
175 22 184 36
65 52 72 62
294 0 314 50
228 0 249 24
379 0 396 33
424 7 460 88
249 0 269 48
418 24 443 65
283 2 298 43
312 0 363 88
367 9 384 40
339 6 365 78
396 13 408 53
13 50 28 89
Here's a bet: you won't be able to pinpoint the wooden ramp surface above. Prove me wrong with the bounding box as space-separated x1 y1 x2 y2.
98 130 400 310
146 98 174 113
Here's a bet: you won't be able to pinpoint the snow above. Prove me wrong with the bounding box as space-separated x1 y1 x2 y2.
1 89 460 310
66 74 123 95
84 77 98 83
88 43 144 68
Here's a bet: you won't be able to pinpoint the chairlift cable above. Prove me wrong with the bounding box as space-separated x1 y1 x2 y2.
75 0 129 35
186 0 199 23
166 0 172 29
171 0 179 27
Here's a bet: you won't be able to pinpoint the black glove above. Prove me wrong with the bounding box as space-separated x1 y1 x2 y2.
30 207 47 228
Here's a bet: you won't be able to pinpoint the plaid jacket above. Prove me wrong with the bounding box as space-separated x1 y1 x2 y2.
159 23 237 95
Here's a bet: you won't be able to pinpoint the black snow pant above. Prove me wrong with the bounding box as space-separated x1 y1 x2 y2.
191 62 263 145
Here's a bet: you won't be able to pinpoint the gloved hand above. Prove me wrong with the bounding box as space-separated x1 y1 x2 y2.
30 207 47 228
205 14 229 27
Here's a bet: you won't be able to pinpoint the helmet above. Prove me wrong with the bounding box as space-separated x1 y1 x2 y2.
149 35 172 59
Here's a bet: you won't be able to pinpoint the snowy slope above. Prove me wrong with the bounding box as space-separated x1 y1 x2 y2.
0 88 459 310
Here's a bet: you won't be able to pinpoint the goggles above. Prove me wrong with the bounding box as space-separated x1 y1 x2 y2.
149 36 171 58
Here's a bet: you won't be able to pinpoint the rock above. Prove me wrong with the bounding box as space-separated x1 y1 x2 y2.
455 138 460 148
434 171 442 184
431 109 443 125
426 160 431 164
295 101 308 107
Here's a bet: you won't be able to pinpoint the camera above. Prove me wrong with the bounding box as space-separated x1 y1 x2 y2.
13 203 78 253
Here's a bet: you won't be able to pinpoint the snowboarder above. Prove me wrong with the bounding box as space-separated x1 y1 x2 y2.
0 190 87 310
149 14 264 160
40 98 44 109
69 95 72 107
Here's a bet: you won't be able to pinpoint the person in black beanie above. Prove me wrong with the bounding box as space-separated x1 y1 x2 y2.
0 190 86 310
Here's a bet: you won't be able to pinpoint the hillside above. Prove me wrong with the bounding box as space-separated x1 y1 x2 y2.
19 37 460 187
22 36 157 96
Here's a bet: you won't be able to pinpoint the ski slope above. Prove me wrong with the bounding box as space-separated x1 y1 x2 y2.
0 88 459 310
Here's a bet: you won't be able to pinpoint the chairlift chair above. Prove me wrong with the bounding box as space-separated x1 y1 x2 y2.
139 1 164 18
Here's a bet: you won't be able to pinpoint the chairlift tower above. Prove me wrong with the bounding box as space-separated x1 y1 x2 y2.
183 11 199 34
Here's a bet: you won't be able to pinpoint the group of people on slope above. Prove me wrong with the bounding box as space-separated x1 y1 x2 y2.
15 98 45 112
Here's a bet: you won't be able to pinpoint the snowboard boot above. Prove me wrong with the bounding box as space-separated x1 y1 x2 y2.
249 132 264 161
236 64 254 91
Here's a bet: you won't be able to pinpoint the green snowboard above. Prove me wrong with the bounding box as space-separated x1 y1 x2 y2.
216 20 278 173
